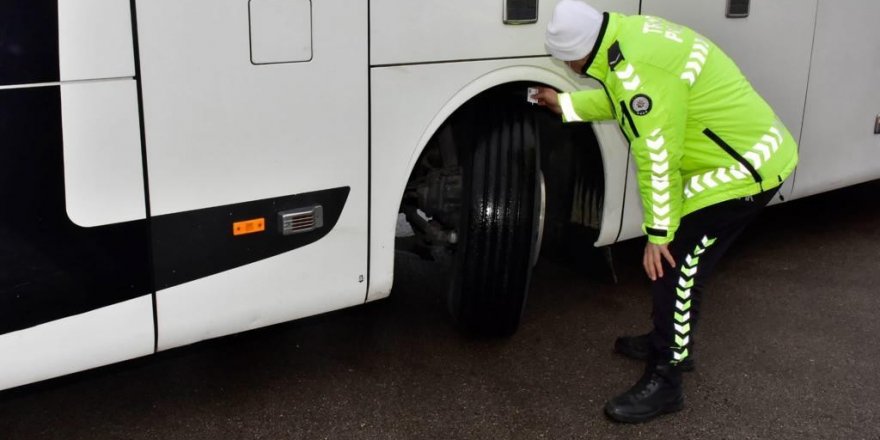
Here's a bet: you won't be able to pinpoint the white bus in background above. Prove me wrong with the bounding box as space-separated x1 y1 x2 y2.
0 0 877 391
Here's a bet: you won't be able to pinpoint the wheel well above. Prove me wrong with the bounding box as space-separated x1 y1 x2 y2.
397 82 606 261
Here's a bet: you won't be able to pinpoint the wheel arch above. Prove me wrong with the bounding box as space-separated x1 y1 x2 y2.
402 66 629 249
407 65 578 177
369 62 626 301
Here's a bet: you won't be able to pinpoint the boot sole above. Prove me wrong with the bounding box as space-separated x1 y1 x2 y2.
604 397 685 424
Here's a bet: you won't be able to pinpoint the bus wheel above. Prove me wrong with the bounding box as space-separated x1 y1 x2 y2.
448 103 542 337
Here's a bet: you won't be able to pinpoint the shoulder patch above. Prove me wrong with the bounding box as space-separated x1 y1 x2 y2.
608 41 624 70
630 94 652 116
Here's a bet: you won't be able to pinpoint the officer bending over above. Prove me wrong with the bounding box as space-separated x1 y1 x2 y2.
533 0 798 423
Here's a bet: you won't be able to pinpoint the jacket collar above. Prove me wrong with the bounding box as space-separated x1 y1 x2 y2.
583 12 621 80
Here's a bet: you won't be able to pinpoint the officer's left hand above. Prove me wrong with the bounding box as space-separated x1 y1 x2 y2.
643 242 676 281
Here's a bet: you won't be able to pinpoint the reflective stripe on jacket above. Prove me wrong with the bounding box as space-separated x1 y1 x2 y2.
559 12 798 244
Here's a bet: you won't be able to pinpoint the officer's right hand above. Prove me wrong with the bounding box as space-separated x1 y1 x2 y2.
643 242 676 281
533 87 561 115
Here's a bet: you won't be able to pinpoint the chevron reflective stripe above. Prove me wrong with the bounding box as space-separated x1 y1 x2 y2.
755 143 771 161
646 129 671 231
761 134 780 153
686 125 788 198
685 60 703 75
653 192 670 204
649 150 668 162
616 63 634 79
680 38 710 86
684 163 754 199
671 235 716 365
769 127 784 143
653 204 670 216
654 177 670 191
681 265 697 277
702 172 718 188
744 151 762 169
730 164 748 180
646 130 665 150
559 93 582 122
652 161 669 174
623 77 641 90
680 71 696 86
689 175 704 192
745 125 785 171
616 63 642 91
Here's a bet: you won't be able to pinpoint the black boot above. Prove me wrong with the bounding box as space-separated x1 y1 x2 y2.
604 363 684 423
614 333 695 372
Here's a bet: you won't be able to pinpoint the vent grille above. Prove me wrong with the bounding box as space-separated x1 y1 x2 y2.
279 205 324 235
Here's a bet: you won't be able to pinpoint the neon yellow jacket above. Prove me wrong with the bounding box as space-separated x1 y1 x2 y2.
559 13 798 244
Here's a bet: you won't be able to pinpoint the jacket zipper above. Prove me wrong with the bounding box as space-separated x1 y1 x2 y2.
703 128 762 183
619 101 640 138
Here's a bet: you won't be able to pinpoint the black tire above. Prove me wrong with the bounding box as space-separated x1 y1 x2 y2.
448 101 541 337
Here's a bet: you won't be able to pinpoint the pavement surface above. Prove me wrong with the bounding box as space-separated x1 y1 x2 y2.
1 181 879 440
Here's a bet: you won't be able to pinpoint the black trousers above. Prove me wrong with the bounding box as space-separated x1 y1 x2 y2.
650 187 779 364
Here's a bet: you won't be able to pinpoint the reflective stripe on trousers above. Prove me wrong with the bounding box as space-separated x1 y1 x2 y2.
648 187 779 365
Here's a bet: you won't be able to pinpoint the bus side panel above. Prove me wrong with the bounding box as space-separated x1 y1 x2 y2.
61 80 146 227
792 0 880 198
132 0 370 350
0 3 154 391
0 84 153 336
0 296 154 391
0 0 134 85
58 0 135 81
641 0 817 152
370 0 639 66
0 85 153 390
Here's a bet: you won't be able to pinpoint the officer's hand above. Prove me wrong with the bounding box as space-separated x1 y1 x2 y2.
643 242 676 281
533 87 561 115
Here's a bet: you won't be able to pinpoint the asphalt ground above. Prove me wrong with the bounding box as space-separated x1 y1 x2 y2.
1 180 879 440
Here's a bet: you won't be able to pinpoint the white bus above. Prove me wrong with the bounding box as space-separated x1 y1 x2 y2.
1 0 877 391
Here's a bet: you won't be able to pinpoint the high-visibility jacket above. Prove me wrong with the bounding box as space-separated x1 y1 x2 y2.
558 12 798 245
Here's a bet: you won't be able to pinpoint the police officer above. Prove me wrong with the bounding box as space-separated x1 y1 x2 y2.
533 0 798 423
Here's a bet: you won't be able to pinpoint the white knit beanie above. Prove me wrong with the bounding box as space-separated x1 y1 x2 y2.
545 0 604 61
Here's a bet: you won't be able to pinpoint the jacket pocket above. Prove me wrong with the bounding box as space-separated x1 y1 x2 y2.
703 128 762 183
